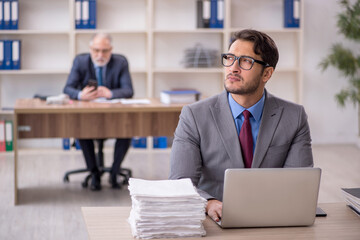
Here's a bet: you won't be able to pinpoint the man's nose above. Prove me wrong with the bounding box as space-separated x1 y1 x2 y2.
229 61 241 73
98 51 105 58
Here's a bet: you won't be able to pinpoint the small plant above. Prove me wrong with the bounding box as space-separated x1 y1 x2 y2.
319 0 360 136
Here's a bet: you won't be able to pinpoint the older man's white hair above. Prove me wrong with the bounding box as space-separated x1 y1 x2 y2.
89 33 113 46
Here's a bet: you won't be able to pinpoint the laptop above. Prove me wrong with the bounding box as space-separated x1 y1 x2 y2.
216 168 321 228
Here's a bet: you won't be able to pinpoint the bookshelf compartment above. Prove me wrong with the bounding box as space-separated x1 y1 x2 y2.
154 72 224 98
153 33 223 69
0 34 70 71
96 0 146 30
266 32 299 69
153 0 197 30
1 75 67 108
132 73 147 98
18 0 70 31
230 0 283 29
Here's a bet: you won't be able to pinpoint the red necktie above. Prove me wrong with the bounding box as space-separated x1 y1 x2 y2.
239 110 253 168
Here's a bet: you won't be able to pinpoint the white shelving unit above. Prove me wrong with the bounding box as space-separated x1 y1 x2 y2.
0 0 303 111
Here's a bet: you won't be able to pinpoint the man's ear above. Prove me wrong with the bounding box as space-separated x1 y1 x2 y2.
262 67 274 83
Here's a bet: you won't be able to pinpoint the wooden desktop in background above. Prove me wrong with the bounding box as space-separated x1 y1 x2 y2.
13 98 183 205
15 98 182 138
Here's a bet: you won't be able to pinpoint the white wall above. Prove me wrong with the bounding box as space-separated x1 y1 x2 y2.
303 0 358 144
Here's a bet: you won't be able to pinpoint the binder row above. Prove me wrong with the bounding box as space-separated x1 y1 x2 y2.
0 0 18 30
132 137 169 149
284 0 300 28
197 0 224 29
0 39 21 70
75 0 96 29
62 138 81 150
0 120 13 152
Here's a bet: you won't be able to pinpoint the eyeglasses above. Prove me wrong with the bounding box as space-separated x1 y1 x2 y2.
221 53 270 70
91 48 112 54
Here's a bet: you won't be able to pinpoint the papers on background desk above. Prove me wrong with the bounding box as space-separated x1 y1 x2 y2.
92 98 150 104
341 188 360 216
128 178 207 239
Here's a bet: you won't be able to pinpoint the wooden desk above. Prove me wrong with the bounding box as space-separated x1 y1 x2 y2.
13 99 183 205
82 203 360 240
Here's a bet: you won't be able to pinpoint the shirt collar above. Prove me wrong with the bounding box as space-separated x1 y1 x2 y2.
228 92 265 122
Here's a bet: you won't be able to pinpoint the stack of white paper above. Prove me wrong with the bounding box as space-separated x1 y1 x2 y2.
128 178 207 239
341 188 360 216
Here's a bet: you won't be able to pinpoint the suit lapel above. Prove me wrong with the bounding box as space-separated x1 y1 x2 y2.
210 91 244 168
88 57 96 81
252 91 283 168
103 56 114 87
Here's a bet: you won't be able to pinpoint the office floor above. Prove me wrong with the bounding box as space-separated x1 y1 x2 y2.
0 144 359 240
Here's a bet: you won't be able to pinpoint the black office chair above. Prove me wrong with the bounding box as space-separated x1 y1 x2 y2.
63 139 132 188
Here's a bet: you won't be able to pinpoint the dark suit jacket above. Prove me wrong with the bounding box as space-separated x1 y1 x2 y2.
64 53 133 99
169 90 313 201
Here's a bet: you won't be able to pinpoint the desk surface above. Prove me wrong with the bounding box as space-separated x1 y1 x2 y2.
14 98 183 139
14 98 184 114
82 203 360 240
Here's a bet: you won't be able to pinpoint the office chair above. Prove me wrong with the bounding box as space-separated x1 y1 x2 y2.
63 139 132 188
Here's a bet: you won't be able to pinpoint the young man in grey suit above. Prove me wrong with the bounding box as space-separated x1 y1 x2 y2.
169 29 313 222
64 33 133 191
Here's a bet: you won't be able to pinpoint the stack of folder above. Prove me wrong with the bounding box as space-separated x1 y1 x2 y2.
196 0 224 28
0 120 13 152
128 178 207 239
0 40 21 70
284 0 300 28
341 188 360 216
160 89 201 104
75 0 96 29
181 43 219 68
0 0 19 30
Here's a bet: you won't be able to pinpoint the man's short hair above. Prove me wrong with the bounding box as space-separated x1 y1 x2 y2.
229 29 279 69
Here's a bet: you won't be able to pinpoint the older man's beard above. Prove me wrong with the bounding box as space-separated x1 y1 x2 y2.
94 58 108 67
224 73 262 95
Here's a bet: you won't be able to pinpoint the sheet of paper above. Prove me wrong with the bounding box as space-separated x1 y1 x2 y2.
92 98 151 104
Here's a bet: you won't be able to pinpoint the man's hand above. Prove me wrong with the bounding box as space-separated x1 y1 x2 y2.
96 86 112 99
80 86 98 101
206 199 222 222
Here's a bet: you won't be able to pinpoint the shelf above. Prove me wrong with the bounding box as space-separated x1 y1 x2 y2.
274 67 300 72
153 29 224 34
74 29 146 34
0 68 147 75
0 151 14 156
0 69 70 75
228 28 302 34
0 30 70 35
0 110 14 115
130 68 147 74
153 68 223 73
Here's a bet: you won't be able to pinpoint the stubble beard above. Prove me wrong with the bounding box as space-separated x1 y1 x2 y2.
224 73 262 95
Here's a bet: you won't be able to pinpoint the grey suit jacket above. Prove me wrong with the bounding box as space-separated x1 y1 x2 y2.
64 53 133 100
169 90 313 201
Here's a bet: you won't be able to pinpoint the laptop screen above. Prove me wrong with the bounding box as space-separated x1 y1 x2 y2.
219 168 321 228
